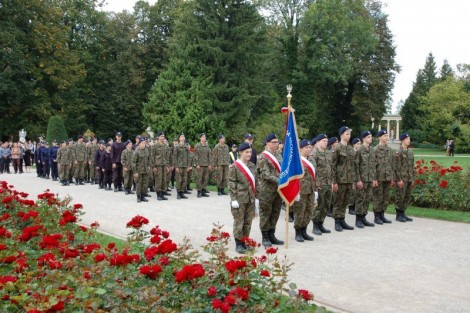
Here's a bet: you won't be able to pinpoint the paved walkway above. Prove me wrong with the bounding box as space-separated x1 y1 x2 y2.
3 172 470 313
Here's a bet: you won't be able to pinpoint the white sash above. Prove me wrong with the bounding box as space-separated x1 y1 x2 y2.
234 160 256 194
261 151 281 173
301 156 316 180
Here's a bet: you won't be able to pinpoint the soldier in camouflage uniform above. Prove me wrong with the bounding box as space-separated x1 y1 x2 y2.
67 138 75 184
354 131 377 228
228 142 257 254
257 133 283 247
194 133 211 198
153 132 171 201
88 138 99 184
165 138 173 191
311 134 333 235
56 141 71 186
121 140 135 195
212 135 230 195
174 134 191 199
131 139 150 202
347 137 362 215
293 139 315 242
73 135 87 185
331 126 356 231
372 130 394 224
186 143 194 192
326 136 338 217
394 133 414 223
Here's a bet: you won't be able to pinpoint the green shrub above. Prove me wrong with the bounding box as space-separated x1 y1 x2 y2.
45 115 68 144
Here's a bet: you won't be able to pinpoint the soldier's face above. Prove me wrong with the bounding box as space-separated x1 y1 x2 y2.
318 139 328 150
179 135 185 143
379 133 389 143
201 135 206 143
219 138 225 144
363 135 372 144
300 145 311 156
402 137 411 146
341 130 351 142
240 148 252 162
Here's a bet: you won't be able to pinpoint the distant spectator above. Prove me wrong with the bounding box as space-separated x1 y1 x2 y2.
449 140 455 157
11 142 21 174
446 139 451 156
0 142 11 173
24 142 32 172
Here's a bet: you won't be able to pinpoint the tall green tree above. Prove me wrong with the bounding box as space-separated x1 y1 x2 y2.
439 59 454 81
46 115 68 143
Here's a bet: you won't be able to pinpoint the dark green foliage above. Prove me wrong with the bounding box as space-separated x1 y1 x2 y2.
46 115 68 144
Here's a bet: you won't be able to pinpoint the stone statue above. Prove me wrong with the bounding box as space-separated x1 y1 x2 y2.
19 129 27 143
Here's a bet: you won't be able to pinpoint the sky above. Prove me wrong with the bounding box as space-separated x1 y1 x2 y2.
102 0 470 113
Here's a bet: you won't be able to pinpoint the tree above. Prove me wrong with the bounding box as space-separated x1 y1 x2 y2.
439 59 454 81
46 115 68 144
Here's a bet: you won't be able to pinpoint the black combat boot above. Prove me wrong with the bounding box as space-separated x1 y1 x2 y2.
395 209 406 222
374 212 383 225
203 188 210 194
301 227 314 241
268 230 284 245
114 185 118 192
380 212 392 224
288 211 294 223
125 189 129 195
140 195 148 202
235 239 246 254
218 188 223 196
186 184 193 191
164 190 171 196
197 190 202 198
402 211 413 222
137 195 141 203
327 206 333 217
180 192 187 199
61 180 67 186
160 192 168 200
340 218 354 230
183 189 191 194
79 179 85 185
177 192 182 200
157 192 164 201
319 222 331 233
348 205 356 215
261 231 272 247
118 185 124 192
335 219 343 232
128 188 134 195
312 222 322 236
201 189 209 197
362 214 375 227
295 229 304 242
221 188 228 195
75 180 79 185
150 186 155 192
355 215 364 228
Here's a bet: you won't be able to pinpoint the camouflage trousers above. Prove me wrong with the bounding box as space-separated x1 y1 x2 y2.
355 182 373 215
348 187 356 207
395 181 412 211
216 165 228 188
231 202 255 240
154 166 167 192
293 193 315 229
84 162 90 179
135 173 149 196
373 181 391 213
259 192 282 232
74 161 85 180
196 166 210 190
333 183 353 219
175 167 188 192
123 169 133 189
148 169 154 188
312 184 332 223
167 169 172 188
89 162 96 180
69 163 75 180
58 164 70 181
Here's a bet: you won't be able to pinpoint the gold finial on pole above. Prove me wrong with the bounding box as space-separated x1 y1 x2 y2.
286 85 292 108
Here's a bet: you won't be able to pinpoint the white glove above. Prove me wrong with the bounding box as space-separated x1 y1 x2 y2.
255 199 260 210
314 192 318 202
295 194 301 202
231 200 239 209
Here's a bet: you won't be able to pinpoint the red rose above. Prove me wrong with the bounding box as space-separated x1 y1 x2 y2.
208 286 217 297
439 180 448 188
83 271 91 280
139 264 163 279
174 264 205 283
224 295 237 305
298 289 314 301
159 256 170 266
73 203 83 209
266 247 278 254
126 215 149 228
260 270 270 277
94 253 107 263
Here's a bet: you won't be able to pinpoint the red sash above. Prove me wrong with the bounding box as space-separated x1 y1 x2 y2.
261 151 281 173
301 156 316 181
234 160 256 194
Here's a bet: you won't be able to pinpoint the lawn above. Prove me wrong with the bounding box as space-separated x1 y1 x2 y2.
412 148 470 169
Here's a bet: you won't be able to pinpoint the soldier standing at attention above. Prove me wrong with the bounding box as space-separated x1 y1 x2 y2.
67 138 75 184
228 142 257 254
165 137 173 192
326 136 338 217
244 134 257 165
293 139 316 242
41 142 51 179
311 134 333 235
132 139 150 202
194 133 211 198
88 138 99 184
257 133 283 247
394 133 414 223
212 135 230 195
94 141 106 189
57 141 71 186
101 144 114 191
49 140 59 181
174 134 191 199
121 140 135 195
354 131 377 228
170 137 178 189
347 137 362 215
153 132 170 201
111 131 126 192
186 142 194 192
73 135 87 185
331 126 356 232
372 130 393 225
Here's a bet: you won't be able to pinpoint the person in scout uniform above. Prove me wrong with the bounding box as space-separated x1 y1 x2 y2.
212 134 230 195
67 138 75 184
94 140 106 189
101 144 113 190
372 129 394 225
111 131 126 192
229 144 238 165
132 138 151 202
354 131 377 228
72 135 87 185
186 141 194 192
347 137 362 215
257 133 283 247
121 140 135 195
194 133 211 198
56 140 71 186
88 138 99 184
174 134 191 199
228 142 257 254
331 126 356 232
49 140 59 181
311 134 333 236
394 133 414 223
244 133 257 165
326 136 338 218
293 139 315 242
153 131 171 200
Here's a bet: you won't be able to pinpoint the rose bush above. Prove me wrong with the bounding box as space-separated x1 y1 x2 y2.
0 181 319 312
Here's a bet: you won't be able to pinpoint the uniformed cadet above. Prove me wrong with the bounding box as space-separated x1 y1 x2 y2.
88 138 99 184
170 138 178 189
56 141 71 186
293 139 315 242
326 136 338 218
372 130 394 225
49 140 59 181
186 142 194 192
73 135 87 185
244 134 257 165
228 142 257 254
41 142 50 179
153 132 171 200
111 131 126 192
83 140 91 182
212 134 230 195
257 133 284 247
165 138 173 191
174 134 191 199
121 140 135 195
348 137 362 215
394 133 414 223
131 139 150 202
101 144 113 190
194 133 211 198
67 138 75 184
35 142 43 177
331 126 356 231
354 131 377 228
311 134 333 235
229 144 238 164
95 140 106 189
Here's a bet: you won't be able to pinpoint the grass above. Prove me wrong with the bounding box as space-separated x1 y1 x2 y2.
413 148 470 169
383 205 470 223
93 231 128 250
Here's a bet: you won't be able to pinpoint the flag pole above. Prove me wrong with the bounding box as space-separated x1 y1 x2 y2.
284 85 293 249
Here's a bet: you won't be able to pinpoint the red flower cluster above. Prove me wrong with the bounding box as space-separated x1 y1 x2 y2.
266 247 278 254
241 237 260 248
94 253 107 263
174 263 205 283
0 275 18 290
144 239 178 261
126 215 149 228
79 243 101 254
212 298 231 313
17 210 39 222
2 196 14 204
207 286 217 297
37 252 63 270
260 270 270 277
229 286 249 301
225 259 247 273
139 264 163 279
58 210 77 226
39 234 63 250
207 231 230 242
37 192 55 200
0 226 11 238
109 250 140 266
18 225 43 242
439 180 448 188
298 289 314 301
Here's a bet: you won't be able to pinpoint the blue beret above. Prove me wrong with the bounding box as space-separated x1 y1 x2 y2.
232 144 238 148
238 142 251 152
125 139 132 145
352 137 361 145
77 135 83 139
310 136 318 145
199 133 206 138
338 126 351 136
376 129 387 137
244 133 253 139
316 134 327 142
264 133 278 143
299 139 311 148
157 131 164 137
327 137 338 146
360 130 372 139
218 134 225 139
399 133 410 141
99 140 105 144
116 131 122 136
68 138 74 142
